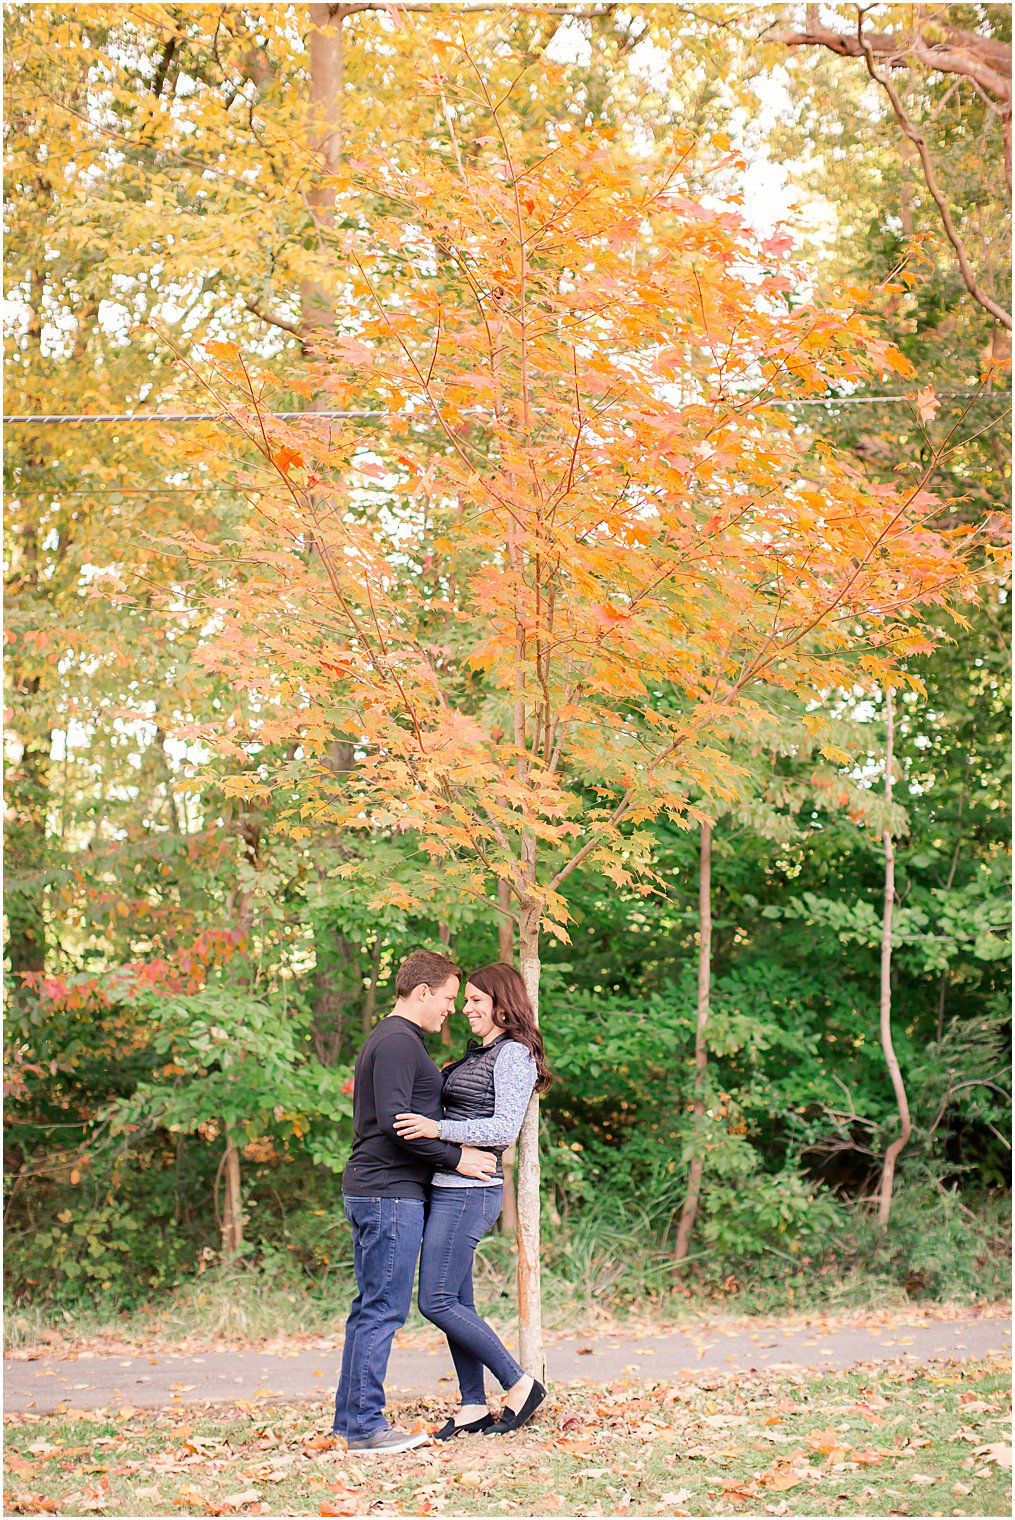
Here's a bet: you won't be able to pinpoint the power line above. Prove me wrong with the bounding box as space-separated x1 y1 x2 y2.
6 486 241 495
3 393 1010 424
2 411 387 424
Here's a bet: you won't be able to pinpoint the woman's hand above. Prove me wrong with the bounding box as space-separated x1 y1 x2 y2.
394 1111 440 1140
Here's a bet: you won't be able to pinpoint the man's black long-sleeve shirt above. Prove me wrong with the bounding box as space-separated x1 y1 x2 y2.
342 1016 463 1200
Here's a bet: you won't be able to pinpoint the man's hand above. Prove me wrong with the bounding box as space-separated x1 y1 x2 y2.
394 1111 440 1141
456 1145 498 1179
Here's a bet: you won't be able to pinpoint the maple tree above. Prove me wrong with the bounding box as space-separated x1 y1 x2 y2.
4 1 1008 1339
162 36 987 1367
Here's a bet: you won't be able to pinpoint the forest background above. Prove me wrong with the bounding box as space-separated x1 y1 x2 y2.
3 1 1012 1351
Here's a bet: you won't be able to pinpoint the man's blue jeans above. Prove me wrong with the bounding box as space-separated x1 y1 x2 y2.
333 1195 425 1439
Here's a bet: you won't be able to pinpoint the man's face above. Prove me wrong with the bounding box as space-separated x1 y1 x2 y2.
418 974 460 1033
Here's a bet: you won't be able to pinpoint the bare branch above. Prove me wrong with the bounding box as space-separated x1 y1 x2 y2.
244 298 307 350
771 20 1011 104
854 23 1011 328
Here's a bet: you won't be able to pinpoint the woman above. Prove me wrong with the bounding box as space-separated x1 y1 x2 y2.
393 962 552 1439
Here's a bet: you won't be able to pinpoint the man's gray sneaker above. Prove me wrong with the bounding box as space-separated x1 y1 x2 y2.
346 1427 429 1454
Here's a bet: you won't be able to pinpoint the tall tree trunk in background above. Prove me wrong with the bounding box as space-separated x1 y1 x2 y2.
361 935 383 1035
516 897 544 1379
4 680 50 997
218 814 260 1261
878 687 911 1226
6 274 52 1002
301 8 378 1051
310 935 358 1065
438 922 455 1047
302 3 346 336
674 820 712 1264
498 878 515 964
220 1126 244 1257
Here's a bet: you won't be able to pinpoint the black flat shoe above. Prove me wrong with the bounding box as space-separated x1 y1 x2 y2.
434 1413 493 1440
484 1380 547 1433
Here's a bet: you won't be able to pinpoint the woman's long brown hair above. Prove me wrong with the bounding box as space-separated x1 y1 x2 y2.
467 963 553 1093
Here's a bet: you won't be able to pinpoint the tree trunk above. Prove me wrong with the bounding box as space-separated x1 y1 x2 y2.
220 1126 244 1258
362 935 383 1035
497 877 515 964
301 4 346 337
495 878 519 1231
499 1143 519 1236
4 697 50 997
438 922 454 1048
311 928 358 1065
878 687 911 1226
6 275 53 1001
674 820 712 1263
515 899 544 1379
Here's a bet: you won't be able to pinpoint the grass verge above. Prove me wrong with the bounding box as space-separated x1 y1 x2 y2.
3 1357 1011 1517
4 1257 1010 1359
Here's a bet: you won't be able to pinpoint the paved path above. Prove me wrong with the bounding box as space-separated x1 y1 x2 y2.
4 1316 1009 1415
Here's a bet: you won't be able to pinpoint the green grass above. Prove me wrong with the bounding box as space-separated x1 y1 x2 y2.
4 1358 1011 1517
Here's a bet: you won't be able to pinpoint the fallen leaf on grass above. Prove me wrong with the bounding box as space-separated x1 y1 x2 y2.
177 1484 210 1509
721 1480 761 1503
304 1435 337 1453
4 1455 43 1477
320 1501 361 1518
220 1492 263 1510
6 1493 61 1515
805 1426 845 1454
973 1443 1012 1467
762 1471 803 1493
65 1492 109 1515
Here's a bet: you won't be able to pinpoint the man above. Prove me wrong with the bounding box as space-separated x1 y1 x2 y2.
333 948 497 1453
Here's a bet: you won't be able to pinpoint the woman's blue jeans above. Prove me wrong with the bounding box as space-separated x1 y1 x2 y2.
417 1185 524 1406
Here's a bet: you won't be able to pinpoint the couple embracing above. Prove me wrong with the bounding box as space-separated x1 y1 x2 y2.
333 949 552 1453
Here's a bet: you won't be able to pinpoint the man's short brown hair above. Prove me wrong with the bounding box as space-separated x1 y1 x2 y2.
395 949 462 999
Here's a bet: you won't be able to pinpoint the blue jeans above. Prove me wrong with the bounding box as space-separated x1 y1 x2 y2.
333 1195 425 1439
417 1186 524 1406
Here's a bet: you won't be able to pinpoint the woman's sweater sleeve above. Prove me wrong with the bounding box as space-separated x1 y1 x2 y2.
438 1042 537 1147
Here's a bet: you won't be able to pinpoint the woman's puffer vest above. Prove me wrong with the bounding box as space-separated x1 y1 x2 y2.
435 1036 509 1180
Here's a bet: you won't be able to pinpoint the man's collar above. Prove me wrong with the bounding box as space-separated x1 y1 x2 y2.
386 1013 426 1041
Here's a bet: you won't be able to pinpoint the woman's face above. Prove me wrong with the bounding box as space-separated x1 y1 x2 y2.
463 982 498 1041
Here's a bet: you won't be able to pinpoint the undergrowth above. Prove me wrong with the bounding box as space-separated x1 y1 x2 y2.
4 1188 1009 1352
